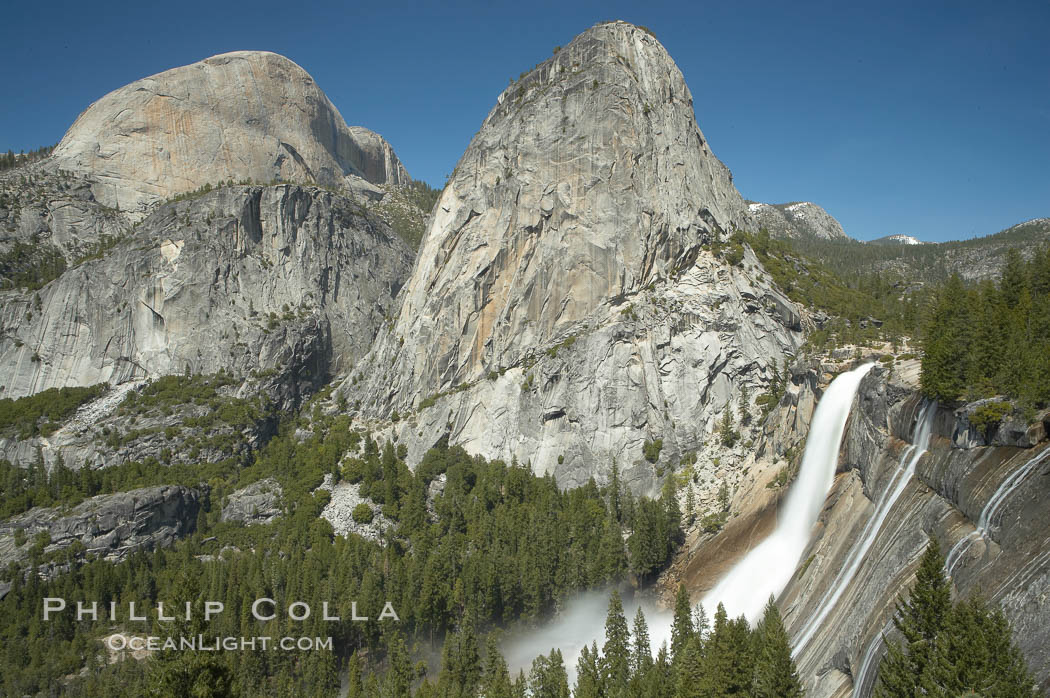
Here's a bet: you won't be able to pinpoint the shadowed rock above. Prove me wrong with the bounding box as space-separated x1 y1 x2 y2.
0 485 200 576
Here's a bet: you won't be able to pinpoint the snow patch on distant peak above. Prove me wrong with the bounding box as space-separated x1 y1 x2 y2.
886 234 923 245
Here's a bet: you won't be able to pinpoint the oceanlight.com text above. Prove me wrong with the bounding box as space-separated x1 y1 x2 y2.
106 635 334 652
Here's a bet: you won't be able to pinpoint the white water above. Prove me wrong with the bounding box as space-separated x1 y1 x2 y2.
853 617 893 698
856 443 1050 696
944 445 1050 575
944 530 979 575
978 446 1050 530
793 400 936 655
701 363 875 624
500 363 874 684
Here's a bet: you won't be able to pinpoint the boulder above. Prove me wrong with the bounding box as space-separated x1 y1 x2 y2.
221 478 282 525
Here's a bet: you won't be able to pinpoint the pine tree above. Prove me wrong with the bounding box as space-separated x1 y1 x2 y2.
574 642 603 698
438 622 481 693
528 648 570 698
647 643 675 698
698 603 753 697
381 633 414 698
480 637 513 698
919 594 1037 697
719 409 738 447
628 498 669 579
875 537 952 697
717 480 731 513
920 274 972 403
609 460 623 522
692 602 710 643
1000 248 1028 308
346 653 364 698
599 508 628 581
631 606 653 675
674 636 705 698
661 475 683 545
738 385 751 425
752 597 803 698
511 669 528 698
670 584 695 667
602 590 632 694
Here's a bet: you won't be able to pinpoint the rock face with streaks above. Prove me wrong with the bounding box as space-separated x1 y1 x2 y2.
0 183 412 402
51 51 409 216
774 368 1050 695
345 21 801 493
669 354 1050 694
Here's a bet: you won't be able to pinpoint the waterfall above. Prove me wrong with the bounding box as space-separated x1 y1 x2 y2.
945 445 1050 575
853 618 893 698
793 400 936 656
944 530 979 576
855 435 1049 697
502 363 877 684
978 446 1050 531
700 363 875 624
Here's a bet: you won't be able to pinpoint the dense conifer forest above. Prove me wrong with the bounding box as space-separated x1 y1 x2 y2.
920 248 1050 409
0 387 684 696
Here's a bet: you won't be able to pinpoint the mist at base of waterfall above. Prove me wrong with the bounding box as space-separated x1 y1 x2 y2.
500 364 875 685
500 588 674 686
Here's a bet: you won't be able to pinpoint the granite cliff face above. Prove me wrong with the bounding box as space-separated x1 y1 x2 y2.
0 184 412 401
3 49 423 405
746 201 849 241
345 21 801 492
667 355 1050 693
51 51 409 215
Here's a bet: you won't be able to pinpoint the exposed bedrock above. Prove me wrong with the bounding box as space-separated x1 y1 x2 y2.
51 51 409 216
780 369 1050 696
0 184 412 402
346 21 801 493
0 485 201 583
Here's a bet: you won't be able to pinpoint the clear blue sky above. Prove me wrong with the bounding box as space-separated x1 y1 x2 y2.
2 0 1047 241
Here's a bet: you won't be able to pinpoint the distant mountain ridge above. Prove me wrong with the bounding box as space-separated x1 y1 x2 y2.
786 217 1050 283
746 200 850 241
868 233 925 245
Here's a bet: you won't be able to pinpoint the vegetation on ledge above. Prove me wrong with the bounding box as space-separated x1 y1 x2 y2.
0 384 106 439
921 247 1050 408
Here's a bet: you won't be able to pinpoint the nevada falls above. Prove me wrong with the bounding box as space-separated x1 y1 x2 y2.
0 19 1047 697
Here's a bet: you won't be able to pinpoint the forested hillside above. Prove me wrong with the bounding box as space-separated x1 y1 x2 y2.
741 227 1050 417
785 218 1050 283
0 386 684 696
